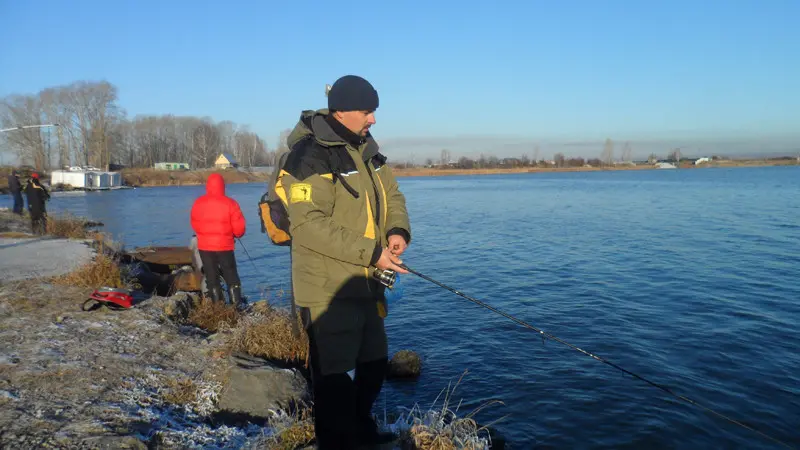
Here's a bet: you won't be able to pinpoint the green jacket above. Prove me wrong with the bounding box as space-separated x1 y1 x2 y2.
277 109 411 314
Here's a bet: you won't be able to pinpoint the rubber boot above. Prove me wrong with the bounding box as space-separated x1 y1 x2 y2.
312 372 358 450
229 284 244 308
354 357 397 446
208 286 224 303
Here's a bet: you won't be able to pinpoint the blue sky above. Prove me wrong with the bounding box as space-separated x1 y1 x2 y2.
1 0 798 160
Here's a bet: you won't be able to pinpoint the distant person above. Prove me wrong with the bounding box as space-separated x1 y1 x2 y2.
190 173 246 306
24 173 50 234
279 75 411 448
7 169 23 215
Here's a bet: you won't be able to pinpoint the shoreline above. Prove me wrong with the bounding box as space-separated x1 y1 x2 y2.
391 158 799 178
5 159 796 193
0 211 498 449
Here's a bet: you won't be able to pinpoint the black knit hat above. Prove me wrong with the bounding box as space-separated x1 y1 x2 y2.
327 75 379 112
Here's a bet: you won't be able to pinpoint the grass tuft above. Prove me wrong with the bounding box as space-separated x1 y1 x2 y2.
186 297 241 333
392 370 505 450
227 302 308 364
162 378 200 406
46 212 99 239
51 254 125 289
262 406 315 450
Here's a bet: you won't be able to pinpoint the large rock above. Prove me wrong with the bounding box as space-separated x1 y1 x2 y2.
147 292 199 321
387 349 422 380
215 354 310 425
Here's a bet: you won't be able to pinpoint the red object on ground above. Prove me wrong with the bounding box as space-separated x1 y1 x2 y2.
84 289 134 310
190 173 246 251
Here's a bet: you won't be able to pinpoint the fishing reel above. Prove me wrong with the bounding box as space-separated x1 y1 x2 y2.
372 269 397 289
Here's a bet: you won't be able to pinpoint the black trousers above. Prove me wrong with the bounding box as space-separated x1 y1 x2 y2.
198 250 240 296
30 211 46 235
303 304 389 450
12 192 23 215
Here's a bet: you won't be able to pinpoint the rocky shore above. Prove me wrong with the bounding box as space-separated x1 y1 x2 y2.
0 211 501 450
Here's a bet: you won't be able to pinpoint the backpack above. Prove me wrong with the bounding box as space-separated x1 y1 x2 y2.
258 151 292 246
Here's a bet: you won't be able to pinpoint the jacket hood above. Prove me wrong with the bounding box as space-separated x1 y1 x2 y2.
287 109 380 161
206 173 225 195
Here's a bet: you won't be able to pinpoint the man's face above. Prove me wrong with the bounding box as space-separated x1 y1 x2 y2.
334 110 376 137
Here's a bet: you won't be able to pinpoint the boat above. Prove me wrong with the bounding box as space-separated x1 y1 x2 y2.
123 246 202 295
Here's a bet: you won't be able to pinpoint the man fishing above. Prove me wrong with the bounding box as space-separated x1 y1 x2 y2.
190 173 246 306
278 75 411 449
24 173 49 234
7 169 23 215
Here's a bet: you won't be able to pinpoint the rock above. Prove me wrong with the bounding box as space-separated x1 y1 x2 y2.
76 435 148 449
386 349 422 380
215 354 310 424
155 293 198 321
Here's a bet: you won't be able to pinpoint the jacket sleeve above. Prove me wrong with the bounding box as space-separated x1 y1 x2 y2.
230 200 246 238
381 164 411 243
282 170 379 267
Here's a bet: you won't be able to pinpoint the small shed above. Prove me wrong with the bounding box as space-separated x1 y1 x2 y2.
214 153 239 169
154 162 190 171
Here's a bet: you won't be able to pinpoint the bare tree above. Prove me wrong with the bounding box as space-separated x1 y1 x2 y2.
440 149 451 166
621 141 632 162
0 95 47 170
601 138 614 166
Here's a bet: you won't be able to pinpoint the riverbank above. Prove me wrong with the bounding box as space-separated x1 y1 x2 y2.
0 211 503 449
391 157 799 178
120 168 271 188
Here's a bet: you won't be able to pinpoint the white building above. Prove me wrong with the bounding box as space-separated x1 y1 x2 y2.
50 169 123 190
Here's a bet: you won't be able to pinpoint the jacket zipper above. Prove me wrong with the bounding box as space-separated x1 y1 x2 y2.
363 159 381 230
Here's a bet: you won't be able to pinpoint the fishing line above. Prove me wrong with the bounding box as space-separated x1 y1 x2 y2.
398 263 794 449
236 237 260 273
236 238 292 308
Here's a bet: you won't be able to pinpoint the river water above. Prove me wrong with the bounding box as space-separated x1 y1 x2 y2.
11 166 800 448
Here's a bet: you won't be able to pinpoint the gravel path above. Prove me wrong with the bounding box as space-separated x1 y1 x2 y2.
0 237 95 283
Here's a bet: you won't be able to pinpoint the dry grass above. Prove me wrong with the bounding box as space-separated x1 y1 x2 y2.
120 168 270 187
162 377 200 406
46 212 100 239
227 302 308 364
51 254 125 289
0 280 83 314
262 406 316 450
186 297 241 333
393 371 505 450
0 231 33 238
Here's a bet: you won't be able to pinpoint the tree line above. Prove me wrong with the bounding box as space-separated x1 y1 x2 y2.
416 139 643 170
1 80 281 171
2 80 689 172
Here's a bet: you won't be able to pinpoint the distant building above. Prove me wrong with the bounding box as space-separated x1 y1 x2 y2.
154 162 190 171
214 153 239 169
51 169 123 189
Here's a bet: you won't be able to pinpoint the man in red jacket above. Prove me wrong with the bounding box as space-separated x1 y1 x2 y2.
190 173 246 305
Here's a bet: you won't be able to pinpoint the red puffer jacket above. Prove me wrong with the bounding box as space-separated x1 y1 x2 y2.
190 174 246 251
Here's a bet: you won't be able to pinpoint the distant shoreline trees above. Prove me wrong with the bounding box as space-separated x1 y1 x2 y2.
1 80 276 171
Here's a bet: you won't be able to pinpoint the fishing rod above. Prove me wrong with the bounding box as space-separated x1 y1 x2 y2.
236 237 260 273
397 263 795 449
